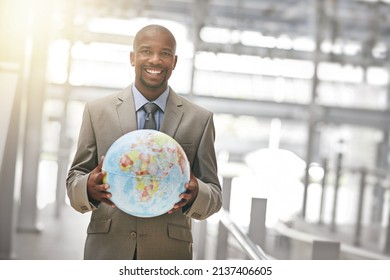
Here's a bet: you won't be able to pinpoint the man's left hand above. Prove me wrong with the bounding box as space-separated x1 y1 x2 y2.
168 172 198 214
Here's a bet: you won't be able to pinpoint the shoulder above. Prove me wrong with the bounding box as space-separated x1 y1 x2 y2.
181 96 211 115
169 89 212 118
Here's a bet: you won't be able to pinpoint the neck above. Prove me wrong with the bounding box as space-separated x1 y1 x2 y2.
134 84 168 101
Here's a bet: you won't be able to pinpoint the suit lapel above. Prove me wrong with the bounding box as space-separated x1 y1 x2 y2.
115 85 183 138
160 88 183 138
116 85 137 135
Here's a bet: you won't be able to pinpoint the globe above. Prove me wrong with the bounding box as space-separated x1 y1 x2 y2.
102 130 190 218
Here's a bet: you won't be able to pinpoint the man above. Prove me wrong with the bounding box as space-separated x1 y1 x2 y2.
66 24 222 260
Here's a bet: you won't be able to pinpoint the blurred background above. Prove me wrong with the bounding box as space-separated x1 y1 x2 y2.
1 0 390 260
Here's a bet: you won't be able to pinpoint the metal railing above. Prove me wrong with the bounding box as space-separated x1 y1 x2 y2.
315 156 390 254
195 173 390 260
275 222 389 260
218 208 269 260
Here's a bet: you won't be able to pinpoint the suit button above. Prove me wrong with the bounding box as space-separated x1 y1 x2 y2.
130 231 137 238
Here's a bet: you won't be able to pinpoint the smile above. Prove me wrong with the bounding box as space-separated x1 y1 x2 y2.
144 68 164 76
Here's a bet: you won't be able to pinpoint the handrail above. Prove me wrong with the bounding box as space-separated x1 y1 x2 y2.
275 222 390 260
320 165 390 189
218 209 270 260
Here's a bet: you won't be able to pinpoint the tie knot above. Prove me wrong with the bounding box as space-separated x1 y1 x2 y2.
143 102 159 114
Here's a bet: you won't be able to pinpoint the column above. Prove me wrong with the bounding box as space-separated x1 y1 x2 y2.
17 0 53 232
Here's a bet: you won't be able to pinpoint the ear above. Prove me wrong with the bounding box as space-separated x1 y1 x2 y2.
130 51 135 66
173 55 178 70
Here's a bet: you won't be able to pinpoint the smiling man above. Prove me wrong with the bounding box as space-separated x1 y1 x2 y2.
131 25 177 100
66 24 222 260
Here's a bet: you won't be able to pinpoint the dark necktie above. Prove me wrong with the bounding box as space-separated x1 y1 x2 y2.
142 102 159 130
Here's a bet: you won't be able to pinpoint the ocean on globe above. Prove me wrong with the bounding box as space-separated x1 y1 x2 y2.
102 130 190 218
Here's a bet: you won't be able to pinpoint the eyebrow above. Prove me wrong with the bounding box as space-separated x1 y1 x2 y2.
137 45 174 53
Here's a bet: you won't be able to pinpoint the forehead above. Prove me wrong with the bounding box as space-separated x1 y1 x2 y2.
134 28 176 52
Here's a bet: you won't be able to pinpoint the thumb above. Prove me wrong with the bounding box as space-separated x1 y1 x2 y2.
190 171 195 180
97 155 105 171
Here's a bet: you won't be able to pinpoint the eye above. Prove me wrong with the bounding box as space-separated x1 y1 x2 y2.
140 49 151 55
161 51 172 57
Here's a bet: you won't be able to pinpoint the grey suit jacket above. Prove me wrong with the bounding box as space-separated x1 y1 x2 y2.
66 85 222 259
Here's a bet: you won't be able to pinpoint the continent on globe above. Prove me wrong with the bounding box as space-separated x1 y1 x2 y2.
102 130 190 218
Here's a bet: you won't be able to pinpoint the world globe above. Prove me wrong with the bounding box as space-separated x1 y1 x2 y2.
102 129 190 218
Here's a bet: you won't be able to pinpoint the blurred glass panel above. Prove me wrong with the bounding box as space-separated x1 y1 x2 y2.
68 41 131 88
66 100 85 140
41 100 64 155
214 114 307 160
195 52 314 78
69 60 131 88
317 83 387 109
367 67 388 85
200 27 235 44
318 62 363 83
37 160 58 209
170 56 192 94
319 124 383 169
47 39 70 84
194 70 311 103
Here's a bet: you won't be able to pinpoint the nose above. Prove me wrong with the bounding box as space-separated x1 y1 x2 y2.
149 53 161 64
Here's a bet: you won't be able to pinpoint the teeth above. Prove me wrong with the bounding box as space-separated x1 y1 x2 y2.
145 69 162 75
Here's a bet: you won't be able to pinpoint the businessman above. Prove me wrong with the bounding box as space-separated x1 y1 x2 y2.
66 24 222 259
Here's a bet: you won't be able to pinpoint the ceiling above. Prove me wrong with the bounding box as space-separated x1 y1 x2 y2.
68 0 390 67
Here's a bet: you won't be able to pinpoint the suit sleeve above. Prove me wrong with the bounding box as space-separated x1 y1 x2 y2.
66 104 99 213
184 113 222 220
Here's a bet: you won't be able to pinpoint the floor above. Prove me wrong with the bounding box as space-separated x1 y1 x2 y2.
9 202 390 260
12 204 90 260
11 203 217 260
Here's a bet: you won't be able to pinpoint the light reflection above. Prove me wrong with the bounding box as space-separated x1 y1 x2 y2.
242 148 306 227
47 39 70 84
71 41 130 63
308 163 325 181
37 160 58 209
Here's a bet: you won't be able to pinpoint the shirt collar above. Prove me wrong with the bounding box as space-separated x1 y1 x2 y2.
132 84 169 112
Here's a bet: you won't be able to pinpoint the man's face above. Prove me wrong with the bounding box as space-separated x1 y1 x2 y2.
130 29 178 100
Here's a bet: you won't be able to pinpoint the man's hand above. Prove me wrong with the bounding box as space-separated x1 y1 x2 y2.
168 172 199 214
87 156 115 207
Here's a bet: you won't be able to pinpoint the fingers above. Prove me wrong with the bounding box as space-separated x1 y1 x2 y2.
91 183 115 208
168 198 186 214
87 155 115 207
167 184 189 214
168 175 199 214
94 182 110 193
95 170 106 185
88 180 111 199
179 188 192 202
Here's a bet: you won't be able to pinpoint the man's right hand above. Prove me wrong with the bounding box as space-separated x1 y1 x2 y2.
87 156 115 207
